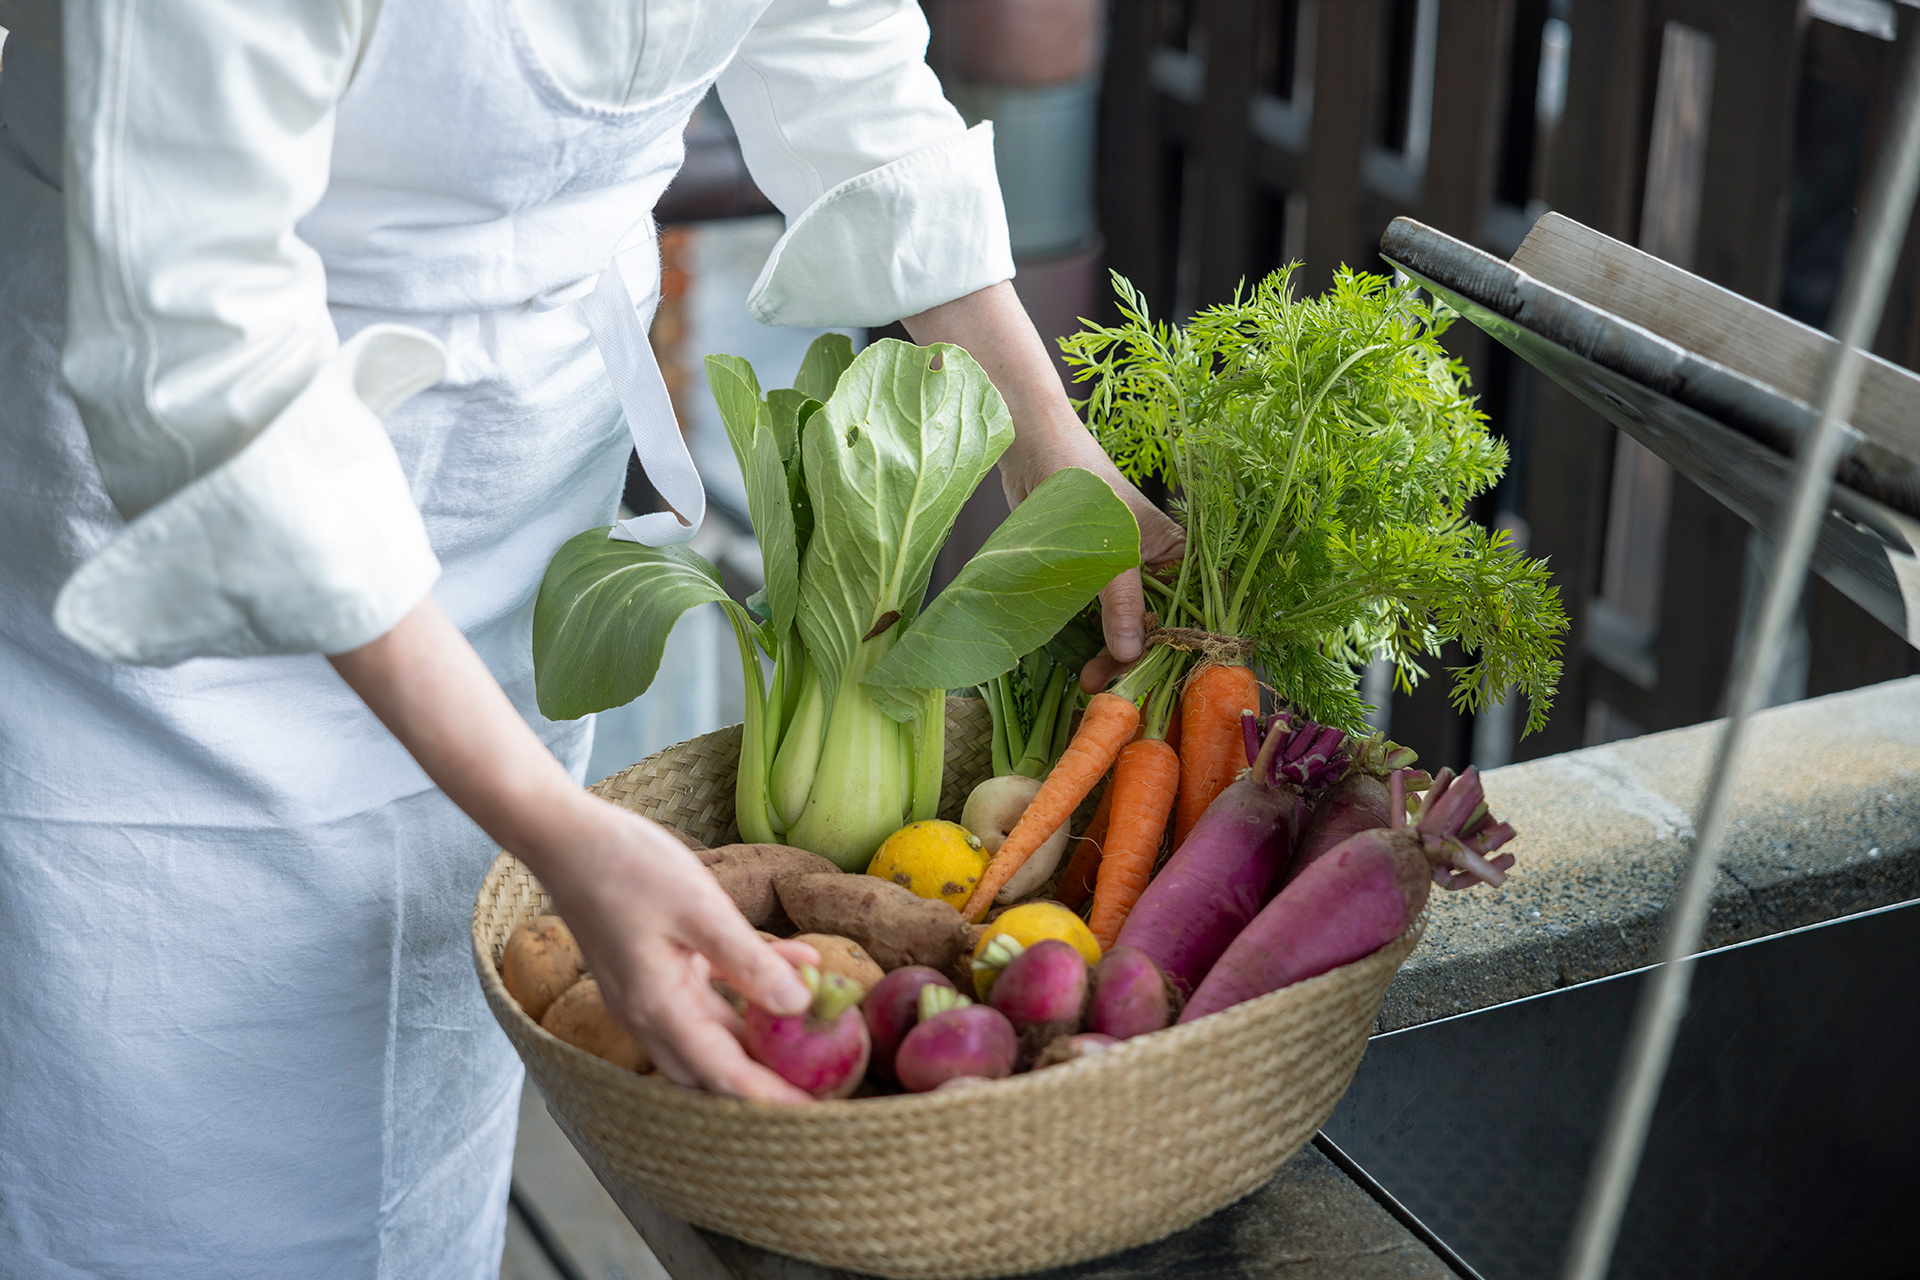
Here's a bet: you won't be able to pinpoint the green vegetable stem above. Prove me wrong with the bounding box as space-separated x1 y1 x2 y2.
1060 266 1567 734
980 614 1100 781
529 337 1143 872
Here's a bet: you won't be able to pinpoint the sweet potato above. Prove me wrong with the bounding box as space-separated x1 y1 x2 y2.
540 978 651 1073
501 915 587 1022
775 873 979 976
701 844 841 927
791 933 885 989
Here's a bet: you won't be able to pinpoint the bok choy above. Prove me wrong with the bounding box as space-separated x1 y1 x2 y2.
532 338 1141 871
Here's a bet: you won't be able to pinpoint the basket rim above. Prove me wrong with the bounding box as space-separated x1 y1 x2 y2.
473 849 1424 1118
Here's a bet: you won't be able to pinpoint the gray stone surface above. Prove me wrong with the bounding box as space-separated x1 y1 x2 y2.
1381 676 1920 1031
701 1142 1453 1280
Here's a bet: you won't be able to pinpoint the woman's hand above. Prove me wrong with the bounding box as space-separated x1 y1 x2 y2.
997 421 1186 690
902 281 1185 689
329 599 818 1103
530 796 820 1102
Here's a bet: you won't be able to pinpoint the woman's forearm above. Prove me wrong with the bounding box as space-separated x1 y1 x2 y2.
326 596 603 869
900 280 1084 500
328 595 814 1101
901 280 1187 676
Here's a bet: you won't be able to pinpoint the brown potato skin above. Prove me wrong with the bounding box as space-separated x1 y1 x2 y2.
539 978 651 1073
501 915 587 1022
775 873 981 979
701 844 841 926
791 933 885 990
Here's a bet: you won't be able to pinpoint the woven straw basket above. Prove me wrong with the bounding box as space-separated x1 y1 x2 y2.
473 697 1422 1279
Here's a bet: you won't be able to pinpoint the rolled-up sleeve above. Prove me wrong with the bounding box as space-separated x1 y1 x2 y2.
716 0 1014 328
53 0 446 665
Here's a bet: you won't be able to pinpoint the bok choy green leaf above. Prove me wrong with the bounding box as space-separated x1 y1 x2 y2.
532 337 1140 872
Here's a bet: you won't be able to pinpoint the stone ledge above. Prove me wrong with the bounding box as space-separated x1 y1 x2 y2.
1380 675 1920 1032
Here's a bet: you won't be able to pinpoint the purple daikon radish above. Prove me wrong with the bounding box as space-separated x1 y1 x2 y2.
1180 768 1515 1023
1281 733 1427 887
1113 712 1346 995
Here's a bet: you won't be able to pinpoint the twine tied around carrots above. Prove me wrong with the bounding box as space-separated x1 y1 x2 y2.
1141 623 1256 666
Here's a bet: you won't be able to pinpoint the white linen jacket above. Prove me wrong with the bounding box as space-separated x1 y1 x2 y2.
0 0 1012 662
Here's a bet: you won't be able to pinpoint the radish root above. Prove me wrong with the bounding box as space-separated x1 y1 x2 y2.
1391 767 1518 890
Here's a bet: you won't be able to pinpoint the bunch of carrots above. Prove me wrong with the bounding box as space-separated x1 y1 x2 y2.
960 266 1565 946
960 643 1255 951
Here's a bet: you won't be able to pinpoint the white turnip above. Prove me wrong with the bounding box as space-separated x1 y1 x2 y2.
961 774 1070 902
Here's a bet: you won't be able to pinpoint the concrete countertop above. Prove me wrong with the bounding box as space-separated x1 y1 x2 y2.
1382 676 1920 1031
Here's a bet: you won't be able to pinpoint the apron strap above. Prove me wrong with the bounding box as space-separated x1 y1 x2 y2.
576 257 706 547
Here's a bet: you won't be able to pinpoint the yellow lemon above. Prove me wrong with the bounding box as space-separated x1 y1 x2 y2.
867 820 989 910
972 901 1102 998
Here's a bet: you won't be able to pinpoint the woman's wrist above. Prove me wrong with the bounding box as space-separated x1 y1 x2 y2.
900 280 1088 499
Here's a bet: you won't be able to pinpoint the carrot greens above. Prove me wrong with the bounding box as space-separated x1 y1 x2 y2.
1060 266 1566 734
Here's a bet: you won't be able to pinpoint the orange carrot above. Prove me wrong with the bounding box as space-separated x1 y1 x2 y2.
1086 738 1182 949
1053 776 1115 910
1172 663 1260 849
964 691 1141 921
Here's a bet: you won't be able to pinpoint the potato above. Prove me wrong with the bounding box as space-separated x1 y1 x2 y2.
775 873 981 978
501 915 587 1022
539 978 650 1073
791 933 884 990
701 843 841 927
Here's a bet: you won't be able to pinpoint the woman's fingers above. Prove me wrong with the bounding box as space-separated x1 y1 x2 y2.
698 986 747 1037
1096 566 1147 668
768 937 822 970
663 1006 813 1103
1080 648 1135 694
692 913 812 1017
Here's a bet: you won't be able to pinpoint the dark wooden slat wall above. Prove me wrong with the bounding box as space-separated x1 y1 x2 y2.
1302 2 1383 294
1383 0 1518 769
1803 17 1920 696
1515 0 1653 758
1632 1 1802 735
1093 0 1920 768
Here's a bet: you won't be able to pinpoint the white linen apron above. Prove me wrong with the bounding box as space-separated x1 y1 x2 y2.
0 3 724 1275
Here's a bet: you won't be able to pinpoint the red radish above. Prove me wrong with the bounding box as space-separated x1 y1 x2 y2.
1086 945 1181 1039
741 964 872 1098
1282 733 1426 887
861 966 954 1083
1033 1032 1122 1069
1180 768 1515 1023
1113 712 1346 995
987 939 1089 1051
894 986 1017 1092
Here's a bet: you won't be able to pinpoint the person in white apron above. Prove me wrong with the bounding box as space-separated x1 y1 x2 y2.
0 2 1182 1276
